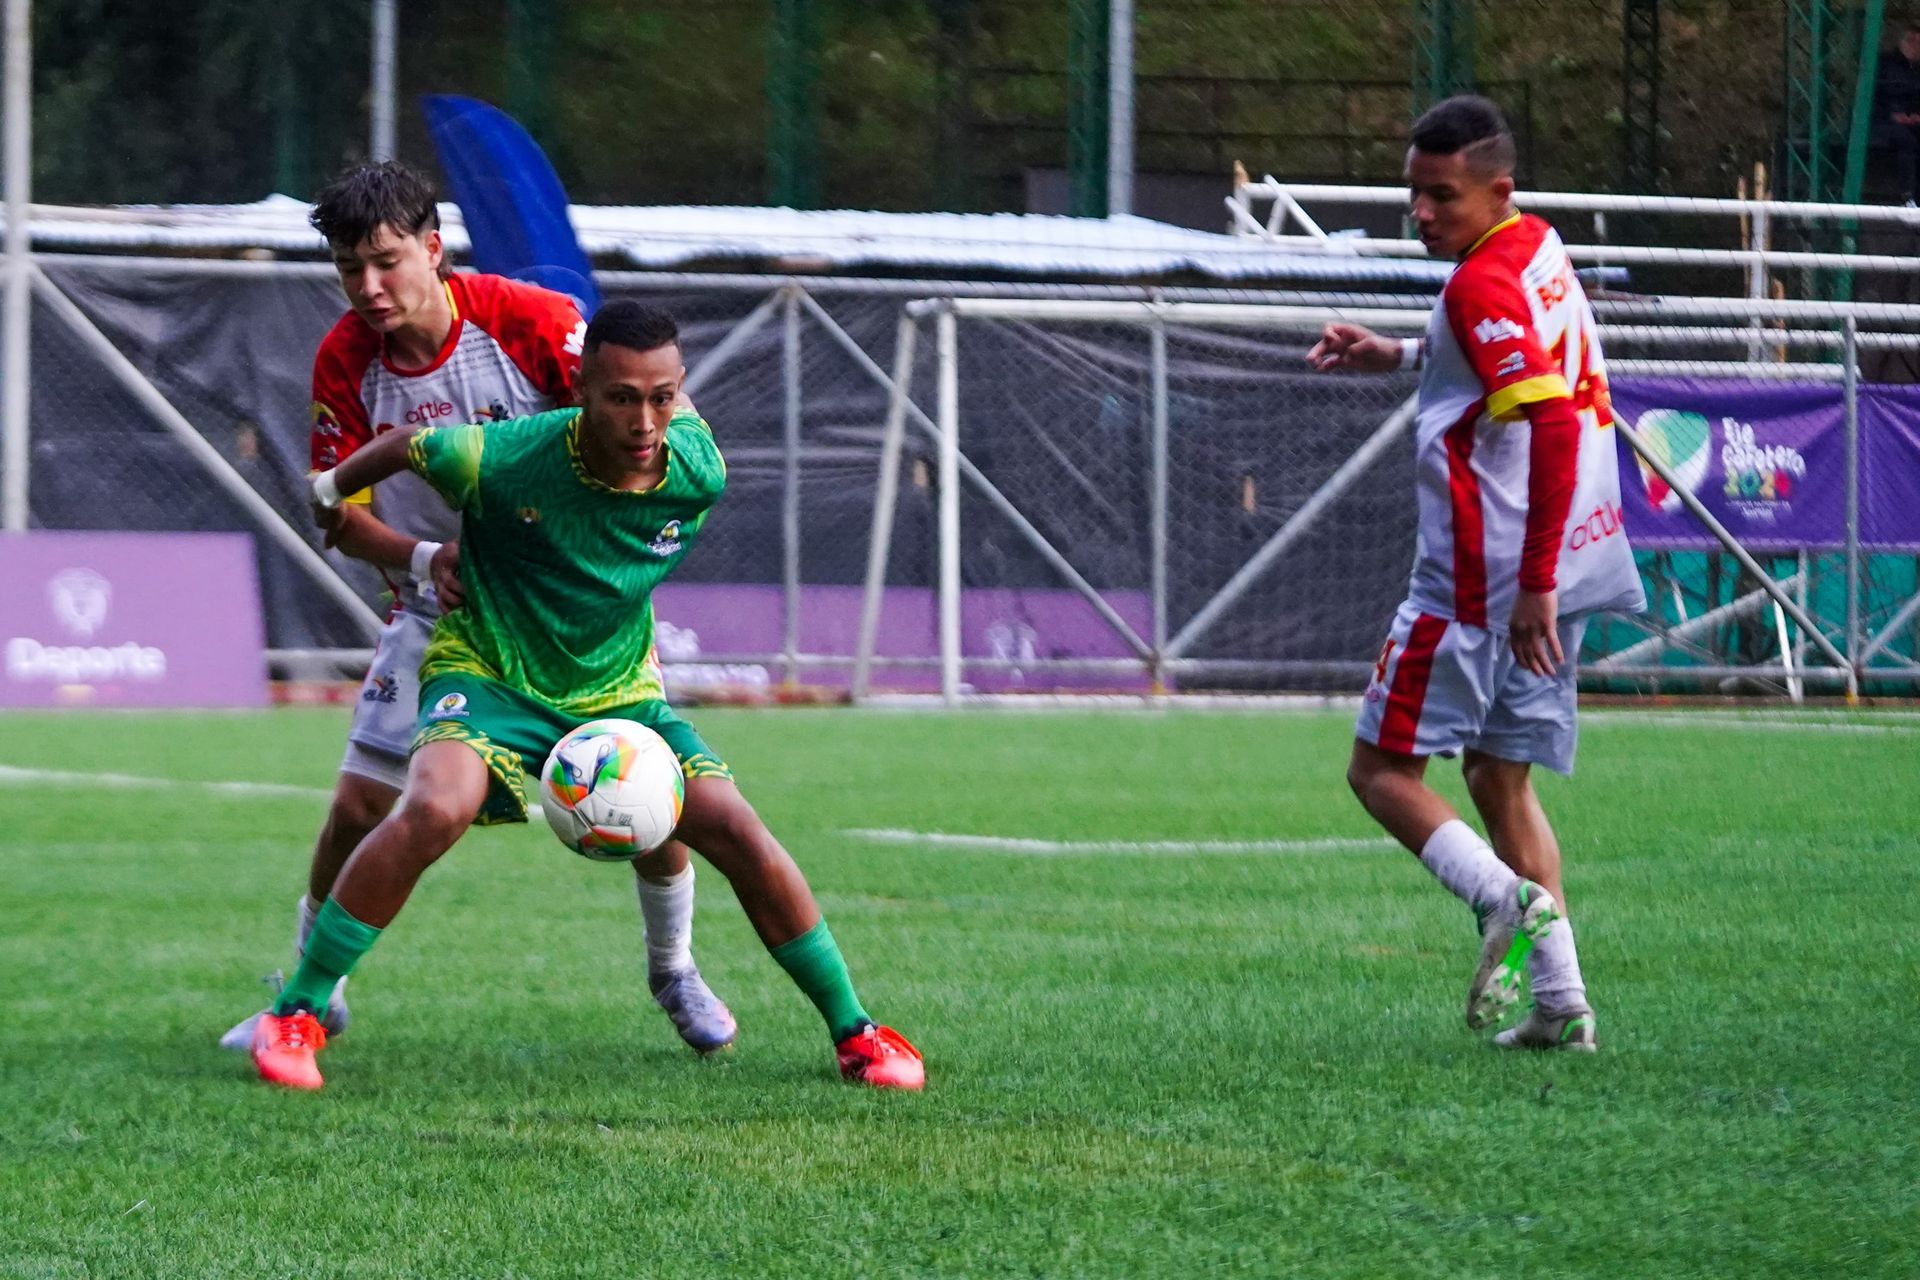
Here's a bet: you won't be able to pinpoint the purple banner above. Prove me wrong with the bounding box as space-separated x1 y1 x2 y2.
1609 379 1846 551
1611 379 1920 551
2 532 268 708
1859 385 1920 551
652 583 1152 693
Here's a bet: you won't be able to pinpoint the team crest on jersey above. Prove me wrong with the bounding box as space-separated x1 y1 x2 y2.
518 506 542 524
646 520 684 557
310 401 344 437
470 400 511 424
428 691 470 719
362 674 401 704
1494 351 1527 379
1472 317 1525 345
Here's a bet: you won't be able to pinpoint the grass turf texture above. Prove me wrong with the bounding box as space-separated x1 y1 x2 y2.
0 707 1914 1277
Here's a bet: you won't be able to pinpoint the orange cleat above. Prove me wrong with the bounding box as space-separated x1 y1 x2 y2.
835 1023 924 1090
252 1009 327 1090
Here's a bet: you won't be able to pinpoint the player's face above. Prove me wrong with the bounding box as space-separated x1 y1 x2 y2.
577 341 685 483
330 223 444 335
1406 149 1514 259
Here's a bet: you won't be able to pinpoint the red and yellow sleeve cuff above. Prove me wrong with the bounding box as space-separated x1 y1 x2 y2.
1486 373 1571 422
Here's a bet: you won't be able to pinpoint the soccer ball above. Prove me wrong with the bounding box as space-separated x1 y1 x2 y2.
538 719 685 861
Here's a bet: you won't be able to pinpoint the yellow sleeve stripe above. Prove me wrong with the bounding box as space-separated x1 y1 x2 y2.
1486 374 1571 422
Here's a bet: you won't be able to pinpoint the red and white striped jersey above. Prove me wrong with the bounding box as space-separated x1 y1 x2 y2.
308 273 585 612
1407 213 1645 629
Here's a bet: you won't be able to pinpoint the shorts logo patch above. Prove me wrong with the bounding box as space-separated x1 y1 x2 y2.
429 691 470 719
363 673 401 704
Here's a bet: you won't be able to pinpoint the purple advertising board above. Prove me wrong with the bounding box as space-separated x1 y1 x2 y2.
1610 378 1920 552
652 583 1153 693
1 531 268 708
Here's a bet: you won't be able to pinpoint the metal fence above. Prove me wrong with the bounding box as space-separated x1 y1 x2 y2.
7 239 1919 702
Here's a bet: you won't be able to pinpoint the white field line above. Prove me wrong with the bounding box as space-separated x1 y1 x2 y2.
1584 713 1920 735
845 827 1397 856
0 763 332 800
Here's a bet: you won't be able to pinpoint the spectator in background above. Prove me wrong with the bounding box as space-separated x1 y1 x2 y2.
1872 25 1920 206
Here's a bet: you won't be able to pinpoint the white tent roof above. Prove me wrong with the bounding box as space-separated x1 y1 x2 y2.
15 195 1454 287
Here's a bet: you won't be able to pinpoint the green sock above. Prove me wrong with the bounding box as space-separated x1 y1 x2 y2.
768 920 871 1042
272 898 382 1017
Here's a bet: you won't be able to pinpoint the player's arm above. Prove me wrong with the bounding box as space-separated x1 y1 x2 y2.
1306 322 1419 374
321 503 464 606
1445 271 1577 675
311 425 419 516
309 337 459 592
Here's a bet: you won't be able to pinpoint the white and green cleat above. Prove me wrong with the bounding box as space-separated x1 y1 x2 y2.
1494 1005 1599 1052
1466 880 1559 1031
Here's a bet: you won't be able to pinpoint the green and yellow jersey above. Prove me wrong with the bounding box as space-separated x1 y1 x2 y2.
405 406 725 715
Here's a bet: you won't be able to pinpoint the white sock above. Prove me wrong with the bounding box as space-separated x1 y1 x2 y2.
1418 819 1520 913
294 894 319 956
636 865 696 979
1527 917 1589 1015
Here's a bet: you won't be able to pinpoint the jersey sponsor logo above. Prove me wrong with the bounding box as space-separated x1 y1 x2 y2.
428 691 470 719
1494 351 1527 379
1567 501 1626 551
310 402 345 437
646 519 684 557
362 673 401 704
1472 317 1525 345
405 400 458 425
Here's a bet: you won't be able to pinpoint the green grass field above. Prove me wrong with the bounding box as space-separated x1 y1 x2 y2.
1 705 1915 1277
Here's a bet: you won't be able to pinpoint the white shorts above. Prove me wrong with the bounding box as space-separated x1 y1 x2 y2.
339 606 436 788
1353 600 1590 776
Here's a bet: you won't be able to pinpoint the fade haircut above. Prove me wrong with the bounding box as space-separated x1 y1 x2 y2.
309 161 440 251
1409 95 1517 179
584 300 680 358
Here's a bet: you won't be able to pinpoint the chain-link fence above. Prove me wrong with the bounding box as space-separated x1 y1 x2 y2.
12 247 1920 700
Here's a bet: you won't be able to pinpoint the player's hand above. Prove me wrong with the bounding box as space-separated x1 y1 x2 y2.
1509 589 1564 678
430 540 465 610
1306 322 1402 374
312 500 345 547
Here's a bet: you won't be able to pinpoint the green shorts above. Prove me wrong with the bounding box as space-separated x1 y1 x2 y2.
412 674 732 826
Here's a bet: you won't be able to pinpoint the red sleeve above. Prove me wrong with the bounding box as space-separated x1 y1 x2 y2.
454 274 586 404
1518 397 1581 593
1443 264 1569 422
309 317 378 474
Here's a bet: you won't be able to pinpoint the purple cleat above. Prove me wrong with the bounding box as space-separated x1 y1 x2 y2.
650 968 738 1055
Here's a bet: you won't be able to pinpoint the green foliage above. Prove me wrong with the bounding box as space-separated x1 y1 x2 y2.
1 705 1915 1275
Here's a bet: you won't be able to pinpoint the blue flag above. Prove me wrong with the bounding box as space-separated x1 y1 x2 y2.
422 94 601 315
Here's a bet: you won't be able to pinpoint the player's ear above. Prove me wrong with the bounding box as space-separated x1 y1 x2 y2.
1490 174 1515 203
423 229 444 271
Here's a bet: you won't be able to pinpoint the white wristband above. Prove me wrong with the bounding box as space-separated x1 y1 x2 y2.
410 540 443 584
1397 338 1424 371
310 469 344 509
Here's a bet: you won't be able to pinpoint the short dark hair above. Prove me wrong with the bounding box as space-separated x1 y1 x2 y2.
584 300 680 356
1409 95 1516 178
309 161 440 250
